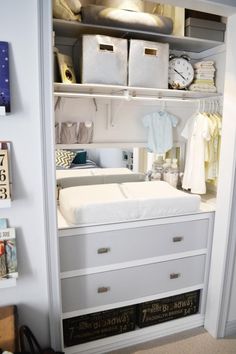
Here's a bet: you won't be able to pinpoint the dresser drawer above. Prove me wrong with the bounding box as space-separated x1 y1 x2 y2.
61 255 206 313
59 219 209 272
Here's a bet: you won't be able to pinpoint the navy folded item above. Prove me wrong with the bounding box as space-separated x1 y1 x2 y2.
72 150 87 164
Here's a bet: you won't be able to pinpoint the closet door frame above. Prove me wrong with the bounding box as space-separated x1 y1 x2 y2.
38 0 236 348
204 13 236 337
37 0 62 348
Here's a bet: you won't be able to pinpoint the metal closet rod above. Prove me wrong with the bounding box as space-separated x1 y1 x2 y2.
54 91 222 102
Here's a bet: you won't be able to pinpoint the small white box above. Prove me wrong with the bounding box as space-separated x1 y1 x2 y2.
82 35 128 85
128 39 169 88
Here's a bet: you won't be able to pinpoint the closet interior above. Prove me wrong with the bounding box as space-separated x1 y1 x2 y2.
52 1 228 353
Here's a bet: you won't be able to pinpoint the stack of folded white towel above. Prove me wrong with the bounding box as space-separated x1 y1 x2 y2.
189 60 217 93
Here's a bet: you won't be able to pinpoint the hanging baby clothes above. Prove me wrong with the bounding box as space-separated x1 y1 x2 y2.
181 113 211 194
142 110 178 154
205 112 222 184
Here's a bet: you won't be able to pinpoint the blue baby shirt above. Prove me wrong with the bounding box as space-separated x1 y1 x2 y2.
142 110 178 154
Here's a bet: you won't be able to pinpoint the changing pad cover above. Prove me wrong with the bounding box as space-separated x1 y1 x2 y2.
59 183 138 225
59 181 201 225
56 168 133 180
56 168 145 188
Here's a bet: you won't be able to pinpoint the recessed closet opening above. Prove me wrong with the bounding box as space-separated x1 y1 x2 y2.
49 1 231 353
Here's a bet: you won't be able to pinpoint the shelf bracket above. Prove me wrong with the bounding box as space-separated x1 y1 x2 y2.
93 98 98 112
0 106 6 116
123 89 131 101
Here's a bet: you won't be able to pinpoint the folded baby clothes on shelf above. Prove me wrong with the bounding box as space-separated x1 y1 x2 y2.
193 60 215 69
189 60 217 93
188 84 217 93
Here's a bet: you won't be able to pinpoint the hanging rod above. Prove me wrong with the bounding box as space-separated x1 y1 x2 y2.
54 92 127 100
54 91 223 102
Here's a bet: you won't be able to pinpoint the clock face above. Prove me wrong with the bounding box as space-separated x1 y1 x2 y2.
168 58 194 89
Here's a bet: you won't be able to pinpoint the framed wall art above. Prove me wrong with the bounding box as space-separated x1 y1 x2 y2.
0 42 10 115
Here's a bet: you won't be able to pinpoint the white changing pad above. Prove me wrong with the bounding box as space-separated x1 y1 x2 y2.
59 181 201 225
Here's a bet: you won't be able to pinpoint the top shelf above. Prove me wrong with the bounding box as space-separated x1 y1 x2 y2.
53 19 225 53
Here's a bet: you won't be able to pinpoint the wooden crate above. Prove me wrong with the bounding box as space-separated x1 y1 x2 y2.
0 305 18 352
63 305 136 347
137 290 200 328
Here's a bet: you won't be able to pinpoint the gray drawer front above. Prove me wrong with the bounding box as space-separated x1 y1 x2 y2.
59 219 209 272
61 255 206 313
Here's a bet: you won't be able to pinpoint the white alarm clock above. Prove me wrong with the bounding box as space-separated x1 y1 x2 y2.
168 55 194 89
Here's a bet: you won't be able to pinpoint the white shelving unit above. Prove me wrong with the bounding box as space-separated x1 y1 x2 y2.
0 106 6 116
0 278 16 289
0 199 11 208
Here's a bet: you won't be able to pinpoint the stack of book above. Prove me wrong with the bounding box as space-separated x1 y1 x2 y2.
0 219 18 281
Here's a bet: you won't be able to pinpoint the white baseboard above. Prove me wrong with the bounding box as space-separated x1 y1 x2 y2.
65 314 204 354
225 320 236 336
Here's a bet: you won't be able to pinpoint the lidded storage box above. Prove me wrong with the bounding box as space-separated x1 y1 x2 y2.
185 18 226 42
82 35 128 85
128 39 169 88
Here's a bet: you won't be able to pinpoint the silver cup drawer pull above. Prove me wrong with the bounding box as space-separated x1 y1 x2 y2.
172 236 184 243
97 286 110 294
170 273 181 280
97 247 110 254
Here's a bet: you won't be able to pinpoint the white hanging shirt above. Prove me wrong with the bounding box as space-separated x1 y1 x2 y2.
181 113 211 194
143 110 178 154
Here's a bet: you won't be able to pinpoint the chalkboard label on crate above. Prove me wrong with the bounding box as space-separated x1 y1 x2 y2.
137 290 200 328
63 305 136 347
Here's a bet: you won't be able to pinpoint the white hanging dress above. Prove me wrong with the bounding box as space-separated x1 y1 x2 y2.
181 113 211 194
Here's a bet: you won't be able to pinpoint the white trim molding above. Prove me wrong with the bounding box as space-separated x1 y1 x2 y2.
225 320 236 337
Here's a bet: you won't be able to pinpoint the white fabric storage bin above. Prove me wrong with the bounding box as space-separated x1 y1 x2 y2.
128 39 169 88
82 35 128 85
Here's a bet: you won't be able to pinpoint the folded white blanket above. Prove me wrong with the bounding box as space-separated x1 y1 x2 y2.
189 84 217 92
195 68 216 74
194 60 215 69
195 73 215 79
192 79 215 85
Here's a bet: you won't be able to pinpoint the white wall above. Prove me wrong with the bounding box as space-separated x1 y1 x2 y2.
0 0 50 346
228 262 236 322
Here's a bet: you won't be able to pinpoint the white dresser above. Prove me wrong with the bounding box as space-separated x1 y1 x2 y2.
58 210 214 354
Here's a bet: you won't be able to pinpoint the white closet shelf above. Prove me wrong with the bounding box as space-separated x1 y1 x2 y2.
0 199 11 208
56 142 146 149
53 19 224 53
54 83 222 101
0 106 6 116
0 278 16 288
